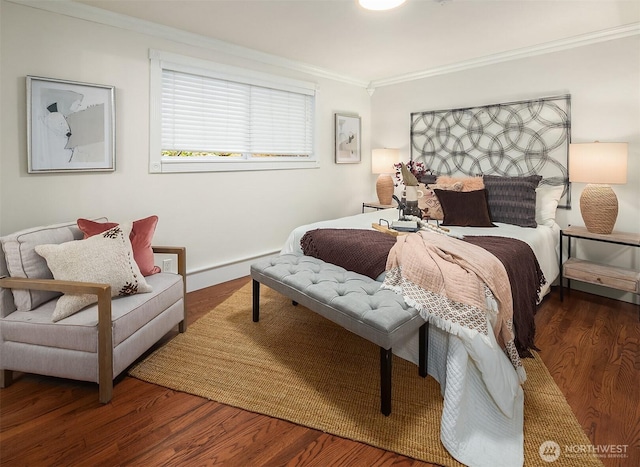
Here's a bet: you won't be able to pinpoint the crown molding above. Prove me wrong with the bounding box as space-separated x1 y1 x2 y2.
8 1 639 92
8 0 370 88
368 22 640 89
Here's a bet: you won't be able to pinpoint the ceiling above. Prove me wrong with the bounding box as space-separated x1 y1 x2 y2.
72 0 640 84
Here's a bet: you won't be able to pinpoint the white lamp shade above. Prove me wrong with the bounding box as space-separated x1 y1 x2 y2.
372 148 399 174
569 142 628 184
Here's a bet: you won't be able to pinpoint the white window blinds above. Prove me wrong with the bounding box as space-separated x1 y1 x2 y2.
161 69 314 156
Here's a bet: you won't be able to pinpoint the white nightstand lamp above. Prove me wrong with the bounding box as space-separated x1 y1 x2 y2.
569 142 628 234
372 148 399 206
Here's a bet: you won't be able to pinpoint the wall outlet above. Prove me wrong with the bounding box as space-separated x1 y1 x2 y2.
162 259 174 273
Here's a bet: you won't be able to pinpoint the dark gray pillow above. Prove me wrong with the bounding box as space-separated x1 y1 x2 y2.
418 173 437 185
482 175 542 228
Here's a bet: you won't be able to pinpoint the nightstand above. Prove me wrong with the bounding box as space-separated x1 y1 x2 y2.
559 226 640 301
362 201 395 213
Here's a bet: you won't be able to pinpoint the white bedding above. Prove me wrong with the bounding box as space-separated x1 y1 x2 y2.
281 208 561 467
282 208 560 296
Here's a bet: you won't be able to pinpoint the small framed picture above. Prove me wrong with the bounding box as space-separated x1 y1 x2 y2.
334 113 361 163
27 76 115 173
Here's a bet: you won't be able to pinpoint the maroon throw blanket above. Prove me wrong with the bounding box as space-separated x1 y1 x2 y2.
463 236 545 357
300 229 397 280
300 228 545 357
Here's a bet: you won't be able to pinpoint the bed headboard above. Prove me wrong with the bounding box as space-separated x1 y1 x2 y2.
410 94 571 208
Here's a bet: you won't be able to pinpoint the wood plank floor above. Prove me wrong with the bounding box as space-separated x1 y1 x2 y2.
1 278 638 466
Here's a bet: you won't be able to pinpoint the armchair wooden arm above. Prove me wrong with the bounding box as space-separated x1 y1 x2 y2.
152 246 187 332
0 277 113 402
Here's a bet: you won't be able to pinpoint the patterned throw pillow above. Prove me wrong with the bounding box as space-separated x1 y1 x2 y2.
0 219 106 311
35 223 152 322
77 215 161 276
421 182 464 220
483 175 543 228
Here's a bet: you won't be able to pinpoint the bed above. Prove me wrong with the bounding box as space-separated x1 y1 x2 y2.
280 206 561 467
278 96 569 467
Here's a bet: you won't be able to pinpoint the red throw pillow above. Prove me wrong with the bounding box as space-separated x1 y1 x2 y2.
77 216 161 276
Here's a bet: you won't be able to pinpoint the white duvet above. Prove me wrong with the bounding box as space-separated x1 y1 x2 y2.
282 209 561 467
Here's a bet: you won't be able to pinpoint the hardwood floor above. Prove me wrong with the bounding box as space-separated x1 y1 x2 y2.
1 278 638 466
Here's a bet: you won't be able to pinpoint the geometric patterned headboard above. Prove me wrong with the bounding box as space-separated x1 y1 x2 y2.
411 94 571 208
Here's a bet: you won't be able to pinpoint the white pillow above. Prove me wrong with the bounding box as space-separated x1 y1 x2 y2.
35 223 152 322
535 184 564 227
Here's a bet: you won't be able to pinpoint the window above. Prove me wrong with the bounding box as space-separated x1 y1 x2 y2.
149 50 318 173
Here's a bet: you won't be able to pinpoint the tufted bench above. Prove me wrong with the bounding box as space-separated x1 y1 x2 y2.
250 253 427 416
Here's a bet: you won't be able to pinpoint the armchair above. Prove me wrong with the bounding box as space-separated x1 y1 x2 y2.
0 220 187 403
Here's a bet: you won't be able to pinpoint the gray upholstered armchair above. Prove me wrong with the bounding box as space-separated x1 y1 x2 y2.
0 220 187 403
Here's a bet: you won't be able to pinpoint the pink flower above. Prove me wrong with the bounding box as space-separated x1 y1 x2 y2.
393 160 430 186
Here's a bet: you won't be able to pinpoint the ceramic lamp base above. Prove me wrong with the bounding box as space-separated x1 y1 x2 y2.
376 174 394 205
580 184 618 234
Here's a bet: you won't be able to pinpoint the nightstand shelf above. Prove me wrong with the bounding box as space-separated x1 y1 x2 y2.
560 226 640 301
362 201 395 213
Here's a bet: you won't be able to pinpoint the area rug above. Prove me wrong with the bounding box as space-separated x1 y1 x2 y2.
130 283 602 467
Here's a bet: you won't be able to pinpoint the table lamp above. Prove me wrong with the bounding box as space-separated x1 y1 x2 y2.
569 142 628 234
371 148 399 205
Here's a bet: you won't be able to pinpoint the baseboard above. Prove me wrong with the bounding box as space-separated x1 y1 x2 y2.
568 281 639 306
186 250 280 292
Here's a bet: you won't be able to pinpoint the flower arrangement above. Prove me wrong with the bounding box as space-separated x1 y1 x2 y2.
394 160 429 186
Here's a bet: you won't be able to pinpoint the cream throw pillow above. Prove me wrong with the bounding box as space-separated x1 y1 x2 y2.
535 184 564 227
35 223 152 322
422 181 464 220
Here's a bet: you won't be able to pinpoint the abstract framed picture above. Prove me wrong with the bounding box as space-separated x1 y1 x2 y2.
334 113 361 163
27 76 115 173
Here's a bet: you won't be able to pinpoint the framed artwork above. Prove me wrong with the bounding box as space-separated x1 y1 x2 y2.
27 76 115 173
334 113 361 163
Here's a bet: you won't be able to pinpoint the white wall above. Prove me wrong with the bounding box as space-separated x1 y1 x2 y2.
0 1 375 290
371 36 640 302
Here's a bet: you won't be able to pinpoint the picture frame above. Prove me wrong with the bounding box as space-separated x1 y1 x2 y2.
27 76 115 173
334 113 361 163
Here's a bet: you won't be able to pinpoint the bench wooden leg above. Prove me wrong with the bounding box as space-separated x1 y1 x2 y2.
380 347 392 416
252 280 260 322
419 323 428 378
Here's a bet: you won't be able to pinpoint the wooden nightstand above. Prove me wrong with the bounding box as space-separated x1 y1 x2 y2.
362 201 395 213
559 226 640 301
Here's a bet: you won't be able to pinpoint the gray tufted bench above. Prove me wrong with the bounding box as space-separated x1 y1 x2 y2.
250 253 427 416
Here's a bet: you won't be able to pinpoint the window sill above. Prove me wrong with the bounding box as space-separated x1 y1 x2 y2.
150 158 320 173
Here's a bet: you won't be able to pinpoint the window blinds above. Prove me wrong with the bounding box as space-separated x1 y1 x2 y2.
161 69 314 156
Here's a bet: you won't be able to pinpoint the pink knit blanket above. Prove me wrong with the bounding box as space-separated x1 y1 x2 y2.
382 231 523 378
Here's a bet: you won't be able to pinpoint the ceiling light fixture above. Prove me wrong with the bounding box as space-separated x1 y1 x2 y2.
359 0 407 11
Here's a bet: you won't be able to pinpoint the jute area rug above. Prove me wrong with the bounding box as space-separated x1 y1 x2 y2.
130 283 602 467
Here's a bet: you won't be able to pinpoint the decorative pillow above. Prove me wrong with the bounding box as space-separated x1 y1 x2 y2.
418 173 437 185
35 224 152 322
0 218 107 311
77 216 161 276
482 175 542 228
535 184 564 227
434 189 495 227
435 175 485 192
421 182 464 220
